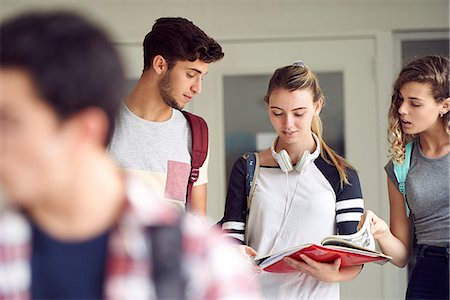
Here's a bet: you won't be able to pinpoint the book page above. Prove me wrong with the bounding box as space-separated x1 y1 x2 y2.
321 214 375 251
253 214 393 271
254 243 312 264
258 244 392 272
325 245 392 260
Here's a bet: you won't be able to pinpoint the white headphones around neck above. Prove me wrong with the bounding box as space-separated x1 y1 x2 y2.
270 133 321 173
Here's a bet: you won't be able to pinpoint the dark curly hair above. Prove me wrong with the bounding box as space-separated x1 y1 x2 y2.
143 17 224 70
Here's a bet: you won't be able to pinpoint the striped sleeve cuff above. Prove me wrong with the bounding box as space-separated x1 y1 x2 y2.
336 198 364 211
336 198 364 234
222 221 245 243
336 198 364 222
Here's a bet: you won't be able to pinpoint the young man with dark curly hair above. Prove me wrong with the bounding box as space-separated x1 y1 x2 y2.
109 17 224 215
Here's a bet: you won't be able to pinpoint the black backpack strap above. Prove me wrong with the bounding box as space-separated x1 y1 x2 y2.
181 111 208 208
148 217 186 300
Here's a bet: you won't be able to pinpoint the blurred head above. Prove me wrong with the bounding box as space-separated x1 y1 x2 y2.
0 11 125 204
143 17 224 110
264 62 324 143
388 55 450 163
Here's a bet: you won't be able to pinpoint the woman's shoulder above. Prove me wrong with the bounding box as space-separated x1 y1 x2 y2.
314 154 340 174
314 155 360 187
257 148 278 167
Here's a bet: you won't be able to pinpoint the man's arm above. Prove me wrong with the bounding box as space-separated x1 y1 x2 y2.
190 183 207 215
189 147 209 216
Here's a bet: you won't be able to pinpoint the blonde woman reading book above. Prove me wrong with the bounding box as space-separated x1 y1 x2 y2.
220 62 365 299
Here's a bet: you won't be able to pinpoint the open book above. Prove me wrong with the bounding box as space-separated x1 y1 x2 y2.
254 216 392 273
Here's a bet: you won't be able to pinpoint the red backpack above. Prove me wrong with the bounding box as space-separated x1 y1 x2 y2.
182 111 208 208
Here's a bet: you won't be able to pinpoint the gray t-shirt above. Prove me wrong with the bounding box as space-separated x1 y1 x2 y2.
108 104 208 210
385 140 449 247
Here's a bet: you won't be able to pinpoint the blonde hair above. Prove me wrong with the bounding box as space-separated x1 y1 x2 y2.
388 55 449 164
264 64 354 186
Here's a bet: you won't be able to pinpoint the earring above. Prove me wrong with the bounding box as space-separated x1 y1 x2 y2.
440 112 445 118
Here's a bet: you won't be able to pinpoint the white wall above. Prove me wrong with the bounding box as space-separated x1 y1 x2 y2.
1 1 448 299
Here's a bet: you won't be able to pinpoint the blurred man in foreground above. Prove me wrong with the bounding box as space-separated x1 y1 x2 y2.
0 11 258 300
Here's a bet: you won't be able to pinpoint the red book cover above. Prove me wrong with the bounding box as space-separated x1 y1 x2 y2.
254 217 392 273
259 244 391 273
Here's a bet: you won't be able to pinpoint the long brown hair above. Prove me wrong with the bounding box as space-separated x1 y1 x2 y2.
264 63 354 186
388 55 449 164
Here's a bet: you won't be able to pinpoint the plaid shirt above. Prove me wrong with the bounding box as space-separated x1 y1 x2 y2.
0 175 259 300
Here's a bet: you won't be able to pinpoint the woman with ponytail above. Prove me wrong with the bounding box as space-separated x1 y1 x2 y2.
220 62 364 299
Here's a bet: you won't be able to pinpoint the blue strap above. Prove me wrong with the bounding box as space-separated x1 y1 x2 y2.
393 142 413 217
245 152 257 199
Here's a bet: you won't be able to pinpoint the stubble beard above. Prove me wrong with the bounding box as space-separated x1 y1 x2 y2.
158 71 183 111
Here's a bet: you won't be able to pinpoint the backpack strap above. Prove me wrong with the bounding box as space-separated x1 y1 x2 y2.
393 141 413 217
182 111 208 208
215 153 259 229
244 152 260 212
148 217 186 300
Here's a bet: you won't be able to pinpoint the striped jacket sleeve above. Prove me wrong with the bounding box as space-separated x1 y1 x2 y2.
335 168 364 235
219 157 248 244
